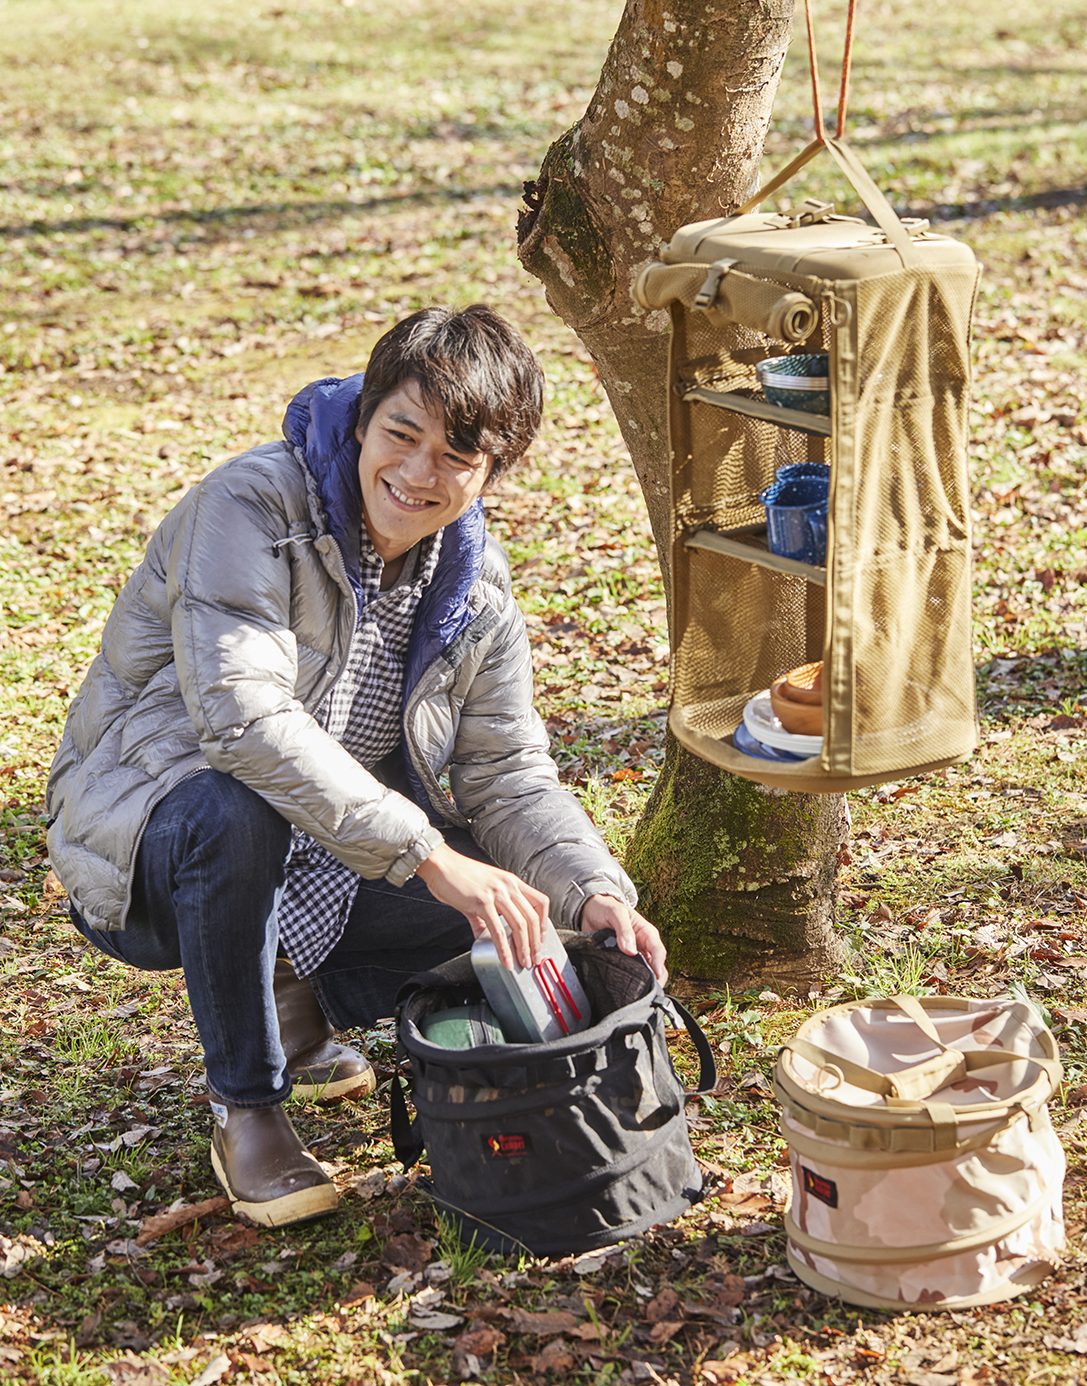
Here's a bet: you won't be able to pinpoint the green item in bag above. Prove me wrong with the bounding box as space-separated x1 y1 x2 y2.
421 1001 508 1050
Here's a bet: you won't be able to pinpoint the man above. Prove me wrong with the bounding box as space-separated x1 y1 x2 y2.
46 304 667 1228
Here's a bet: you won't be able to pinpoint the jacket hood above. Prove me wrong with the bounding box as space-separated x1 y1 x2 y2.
283 375 488 809
282 374 367 588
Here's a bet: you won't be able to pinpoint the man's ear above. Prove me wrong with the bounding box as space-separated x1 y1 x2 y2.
480 458 499 491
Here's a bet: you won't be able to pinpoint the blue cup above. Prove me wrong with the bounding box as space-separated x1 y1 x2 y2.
759 474 829 566
775 461 830 486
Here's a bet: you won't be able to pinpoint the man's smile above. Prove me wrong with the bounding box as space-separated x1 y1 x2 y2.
384 480 434 510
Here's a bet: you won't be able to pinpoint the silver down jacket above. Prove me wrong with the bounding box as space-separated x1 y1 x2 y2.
46 441 636 934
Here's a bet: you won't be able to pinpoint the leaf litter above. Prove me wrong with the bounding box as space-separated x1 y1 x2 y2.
1 0 1086 1383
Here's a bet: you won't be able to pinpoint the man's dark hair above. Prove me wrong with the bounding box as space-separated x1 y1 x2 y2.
357 305 544 479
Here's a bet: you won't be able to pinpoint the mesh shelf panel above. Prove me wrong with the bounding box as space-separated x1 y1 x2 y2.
662 226 978 790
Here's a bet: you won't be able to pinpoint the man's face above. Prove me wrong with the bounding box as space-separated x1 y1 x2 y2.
355 381 492 563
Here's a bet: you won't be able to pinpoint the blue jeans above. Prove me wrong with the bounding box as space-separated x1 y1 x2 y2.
70 770 478 1106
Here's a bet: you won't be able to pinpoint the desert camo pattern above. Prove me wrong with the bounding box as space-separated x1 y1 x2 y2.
777 997 1065 1309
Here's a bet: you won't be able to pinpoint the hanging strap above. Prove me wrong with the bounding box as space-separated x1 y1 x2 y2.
733 0 922 270
824 138 921 267
390 1072 424 1170
835 0 858 138
804 0 857 142
732 137 921 269
802 0 825 141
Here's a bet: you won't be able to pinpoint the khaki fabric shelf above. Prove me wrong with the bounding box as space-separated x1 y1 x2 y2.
686 527 827 586
683 386 831 438
670 707 972 796
636 138 980 793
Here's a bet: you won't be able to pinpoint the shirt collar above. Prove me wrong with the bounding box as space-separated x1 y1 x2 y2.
358 528 444 605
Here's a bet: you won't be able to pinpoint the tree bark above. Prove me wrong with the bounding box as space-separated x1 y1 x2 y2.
518 0 847 989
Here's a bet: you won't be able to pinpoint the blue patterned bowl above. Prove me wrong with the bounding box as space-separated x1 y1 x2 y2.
757 354 830 414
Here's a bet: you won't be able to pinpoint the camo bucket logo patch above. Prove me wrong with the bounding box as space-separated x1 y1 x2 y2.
801 1165 838 1208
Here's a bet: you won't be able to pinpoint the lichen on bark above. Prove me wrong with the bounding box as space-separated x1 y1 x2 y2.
624 736 847 988
519 130 615 327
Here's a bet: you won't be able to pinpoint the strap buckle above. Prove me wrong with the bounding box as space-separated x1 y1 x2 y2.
693 257 737 310
790 198 835 226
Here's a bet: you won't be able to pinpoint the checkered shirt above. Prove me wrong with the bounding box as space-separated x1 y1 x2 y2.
277 529 443 976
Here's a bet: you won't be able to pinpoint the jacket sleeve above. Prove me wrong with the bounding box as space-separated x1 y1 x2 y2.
447 590 637 930
167 463 441 885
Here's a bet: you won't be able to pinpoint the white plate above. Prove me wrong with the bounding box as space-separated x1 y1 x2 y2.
742 690 823 756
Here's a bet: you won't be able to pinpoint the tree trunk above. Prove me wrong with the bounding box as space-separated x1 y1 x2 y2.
518 0 847 989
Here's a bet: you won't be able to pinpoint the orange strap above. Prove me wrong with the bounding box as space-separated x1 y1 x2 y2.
803 0 859 142
836 0 858 137
803 0 825 142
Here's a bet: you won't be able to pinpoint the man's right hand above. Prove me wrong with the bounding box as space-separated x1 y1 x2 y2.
415 843 549 970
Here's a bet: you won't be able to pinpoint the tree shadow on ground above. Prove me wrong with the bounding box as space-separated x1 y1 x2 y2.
0 182 522 245
975 646 1086 723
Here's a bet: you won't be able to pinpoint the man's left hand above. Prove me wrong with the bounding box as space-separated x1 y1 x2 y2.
580 894 668 986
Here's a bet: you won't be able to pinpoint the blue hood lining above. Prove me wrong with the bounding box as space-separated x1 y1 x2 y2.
283 374 488 811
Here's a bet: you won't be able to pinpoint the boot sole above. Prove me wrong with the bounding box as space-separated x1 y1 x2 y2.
290 1062 377 1103
210 1145 339 1228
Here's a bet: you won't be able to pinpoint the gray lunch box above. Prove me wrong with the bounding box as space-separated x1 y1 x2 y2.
470 923 593 1044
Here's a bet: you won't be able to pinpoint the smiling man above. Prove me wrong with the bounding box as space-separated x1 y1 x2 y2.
45 304 666 1228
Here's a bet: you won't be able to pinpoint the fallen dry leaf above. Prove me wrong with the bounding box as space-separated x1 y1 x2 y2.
234 1354 273 1376
207 1224 259 1257
528 1337 577 1373
700 1358 746 1384
644 1287 680 1322
648 1318 684 1344
381 1232 434 1274
409 1308 464 1331
102 1354 170 1385
340 1280 377 1306
689 1273 747 1316
454 1325 507 1357
243 1323 292 1352
716 1191 772 1216
190 1354 232 1386
134 1197 230 1246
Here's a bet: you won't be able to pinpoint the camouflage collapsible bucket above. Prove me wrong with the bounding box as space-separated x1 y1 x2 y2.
774 994 1064 1310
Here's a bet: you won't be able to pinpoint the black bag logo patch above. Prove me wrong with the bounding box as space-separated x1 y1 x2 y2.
801 1166 838 1208
484 1133 531 1159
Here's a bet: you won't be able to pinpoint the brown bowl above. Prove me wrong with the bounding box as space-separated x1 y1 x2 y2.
782 660 823 706
770 678 824 736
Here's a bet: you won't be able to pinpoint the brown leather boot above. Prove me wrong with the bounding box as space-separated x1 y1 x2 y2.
208 1098 339 1227
274 958 376 1101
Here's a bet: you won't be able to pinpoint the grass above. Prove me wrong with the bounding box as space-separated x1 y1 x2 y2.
1 0 1086 1382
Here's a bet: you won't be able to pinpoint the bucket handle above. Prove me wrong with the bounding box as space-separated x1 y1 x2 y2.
658 993 718 1096
786 1029 1060 1106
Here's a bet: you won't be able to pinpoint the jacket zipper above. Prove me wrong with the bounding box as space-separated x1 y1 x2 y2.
116 526 356 931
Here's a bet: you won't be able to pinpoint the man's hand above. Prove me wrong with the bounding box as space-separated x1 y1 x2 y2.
416 843 548 970
580 894 668 986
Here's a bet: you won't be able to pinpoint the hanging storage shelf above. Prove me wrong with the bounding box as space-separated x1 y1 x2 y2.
635 137 981 793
